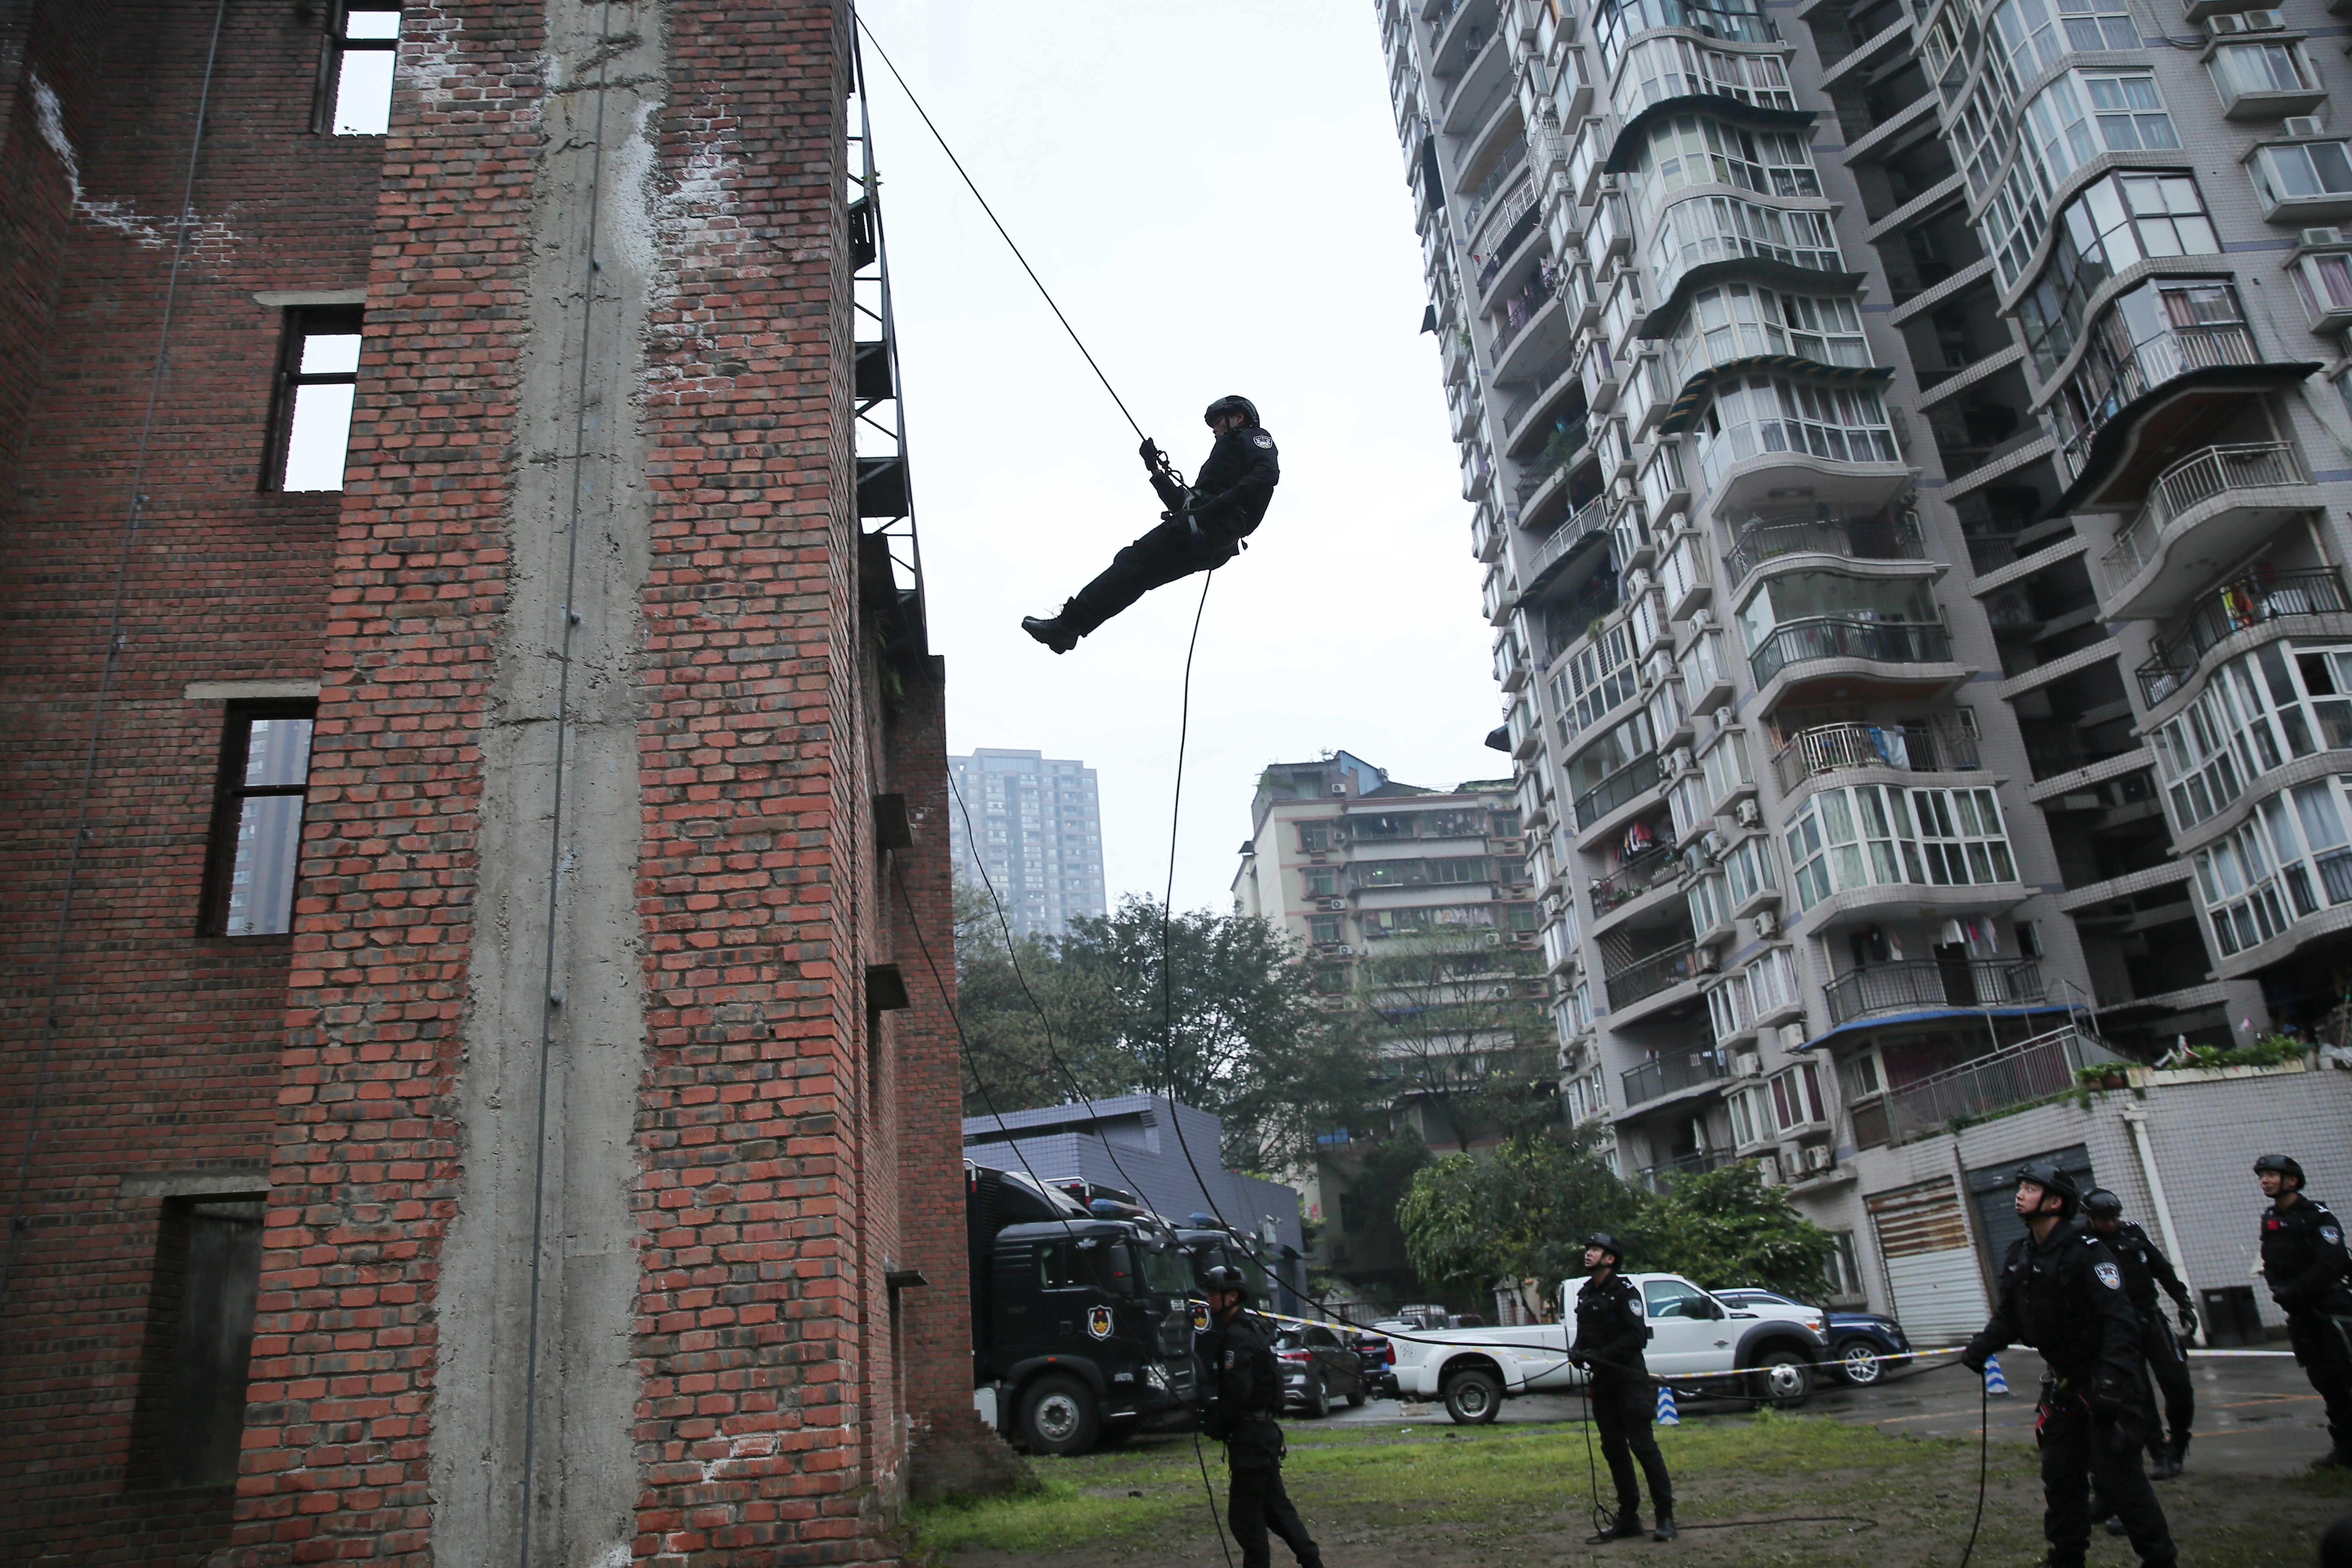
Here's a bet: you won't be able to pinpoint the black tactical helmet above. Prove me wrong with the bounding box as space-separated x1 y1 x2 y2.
2082 1188 2124 1219
2015 1160 2081 1215
1204 394 1260 428
2254 1153 2306 1188
1200 1264 1250 1298
1585 1232 1624 1266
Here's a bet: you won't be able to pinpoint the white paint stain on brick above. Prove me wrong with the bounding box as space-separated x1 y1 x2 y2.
29 69 239 257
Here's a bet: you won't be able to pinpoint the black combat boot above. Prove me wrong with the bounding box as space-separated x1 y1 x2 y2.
1020 614 1080 653
2313 1447 2348 1471
1653 1515 1678 1541
1585 1511 1644 1544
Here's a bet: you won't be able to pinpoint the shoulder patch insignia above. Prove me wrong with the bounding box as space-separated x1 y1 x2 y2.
1252 432 1274 448
2324 1225 2342 1246
2094 1261 2123 1290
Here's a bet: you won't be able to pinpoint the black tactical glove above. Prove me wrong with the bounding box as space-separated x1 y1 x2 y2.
2090 1378 2134 1419
2178 1307 2198 1343
1139 437 1165 470
1959 1343 1988 1375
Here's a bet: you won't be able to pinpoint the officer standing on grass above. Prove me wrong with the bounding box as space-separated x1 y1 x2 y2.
2082 1188 2198 1478
1569 1232 1675 1544
1198 1265 1324 1568
1962 1163 2176 1568
2254 1154 2352 1469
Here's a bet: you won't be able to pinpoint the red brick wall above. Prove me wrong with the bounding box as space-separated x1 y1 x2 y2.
0 3 384 1562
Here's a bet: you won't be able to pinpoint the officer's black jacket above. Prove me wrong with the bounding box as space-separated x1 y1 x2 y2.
2102 1220 2192 1315
1570 1272 1649 1381
1964 1218 2144 1389
2261 1194 2352 1313
1200 1307 1283 1439
1153 425 1280 535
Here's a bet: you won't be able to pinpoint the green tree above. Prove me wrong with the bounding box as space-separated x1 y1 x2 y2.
1628 1161 1838 1300
1349 933 1559 1152
952 887 1381 1177
1394 1124 1637 1298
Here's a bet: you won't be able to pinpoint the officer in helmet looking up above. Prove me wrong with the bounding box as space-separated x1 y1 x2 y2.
2081 1188 2197 1479
1961 1163 2176 1568
1196 1265 1322 1568
2254 1154 2352 1468
1021 396 1278 653
1569 1232 1675 1544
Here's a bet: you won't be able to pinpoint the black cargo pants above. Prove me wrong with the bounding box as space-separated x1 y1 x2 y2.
2037 1380 2175 1568
2288 1309 2352 1452
2136 1310 2194 1454
1591 1374 1673 1519
1061 514 1240 635
1227 1418 1319 1568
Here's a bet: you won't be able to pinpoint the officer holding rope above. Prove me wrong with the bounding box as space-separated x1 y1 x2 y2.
1570 1232 1675 1544
2082 1188 2197 1479
1198 1265 1323 1568
1961 1163 2176 1568
2254 1153 2352 1470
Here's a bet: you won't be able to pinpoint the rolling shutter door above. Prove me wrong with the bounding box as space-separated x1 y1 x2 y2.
1866 1176 1990 1344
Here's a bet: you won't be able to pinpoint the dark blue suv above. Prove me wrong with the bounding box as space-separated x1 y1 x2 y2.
1713 1288 1913 1386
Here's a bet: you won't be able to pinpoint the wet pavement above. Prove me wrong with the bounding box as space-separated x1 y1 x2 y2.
1316 1349 2334 1475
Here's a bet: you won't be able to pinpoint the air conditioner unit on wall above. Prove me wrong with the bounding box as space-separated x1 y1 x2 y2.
2304 227 2347 247
1802 1143 1833 1174
1734 1052 1763 1078
1754 908 1779 938
1734 799 1762 828
2245 8 2285 27
2285 115 2326 137
1755 1154 1782 1187
1780 1022 1807 1052
2207 11 2244 30
1695 947 1720 972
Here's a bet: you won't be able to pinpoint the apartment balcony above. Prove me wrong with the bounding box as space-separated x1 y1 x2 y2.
1592 838 1682 919
1620 1045 1731 1109
1637 1149 1731 1192
1603 940 1699 1009
2135 566 2351 708
1518 494 1611 609
1847 1024 2101 1148
1821 957 2046 1026
1768 721 1980 794
1747 617 1953 686
1572 751 1660 831
1721 503 1925 591
2097 443 2317 619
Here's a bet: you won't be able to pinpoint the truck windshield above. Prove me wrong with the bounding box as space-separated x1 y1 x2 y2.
1137 1241 1191 1296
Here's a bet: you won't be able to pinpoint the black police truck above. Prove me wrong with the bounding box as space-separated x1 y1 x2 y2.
967 1161 1200 1455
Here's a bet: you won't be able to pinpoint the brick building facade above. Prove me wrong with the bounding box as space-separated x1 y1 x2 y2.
0 3 984 1563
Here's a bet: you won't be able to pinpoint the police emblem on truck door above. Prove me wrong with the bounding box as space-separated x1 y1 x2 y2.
1088 1305 1114 1340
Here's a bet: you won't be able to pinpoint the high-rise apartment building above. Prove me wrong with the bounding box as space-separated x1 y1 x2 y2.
1374 0 2352 1325
949 748 1109 938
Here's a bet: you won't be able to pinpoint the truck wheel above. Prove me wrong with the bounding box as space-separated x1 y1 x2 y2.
1443 1368 1502 1425
1748 1345 1815 1408
1018 1372 1101 1456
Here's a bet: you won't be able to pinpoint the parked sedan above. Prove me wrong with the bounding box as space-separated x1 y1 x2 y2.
1268 1319 1367 1417
1713 1287 1914 1385
1348 1331 1396 1399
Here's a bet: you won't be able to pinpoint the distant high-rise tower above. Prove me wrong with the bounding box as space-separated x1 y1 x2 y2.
949 749 1109 938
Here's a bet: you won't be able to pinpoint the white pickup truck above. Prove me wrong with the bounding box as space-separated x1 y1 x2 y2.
1389 1272 1833 1424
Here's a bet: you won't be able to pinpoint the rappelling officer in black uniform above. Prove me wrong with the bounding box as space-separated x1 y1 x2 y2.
1022 395 1279 653
2082 1188 2197 1479
2254 1153 2352 1469
1197 1265 1323 1568
1962 1163 2176 1568
1569 1232 1675 1544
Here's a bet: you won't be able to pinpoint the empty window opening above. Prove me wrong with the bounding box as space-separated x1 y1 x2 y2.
128 1196 266 1489
320 2 401 135
202 704 316 936
267 307 362 492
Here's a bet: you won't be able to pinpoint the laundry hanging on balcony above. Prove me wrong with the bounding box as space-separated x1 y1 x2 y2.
1864 725 1909 770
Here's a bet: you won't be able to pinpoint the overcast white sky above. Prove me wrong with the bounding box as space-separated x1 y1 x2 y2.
859 1 1504 916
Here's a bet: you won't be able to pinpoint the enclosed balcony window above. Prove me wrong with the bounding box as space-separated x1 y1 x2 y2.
1979 154 2058 292
1692 376 1898 493
2211 41 2316 99
1723 833 1778 904
1670 283 1869 385
2292 251 2352 332
1737 572 1943 682
2024 71 2181 182
1988 0 2140 91
2156 640 2352 829
1611 36 1795 122
1628 114 1820 224
2047 279 2256 474
1784 783 2016 909
2194 777 2352 956
1953 82 2010 199
1593 0 1776 76
2250 139 2352 218
1650 196 1842 305
2016 173 2221 381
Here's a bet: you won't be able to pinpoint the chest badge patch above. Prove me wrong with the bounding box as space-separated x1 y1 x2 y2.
1252 432 1273 448
1087 1305 1114 1341
2094 1262 2123 1290
2324 1225 2342 1246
